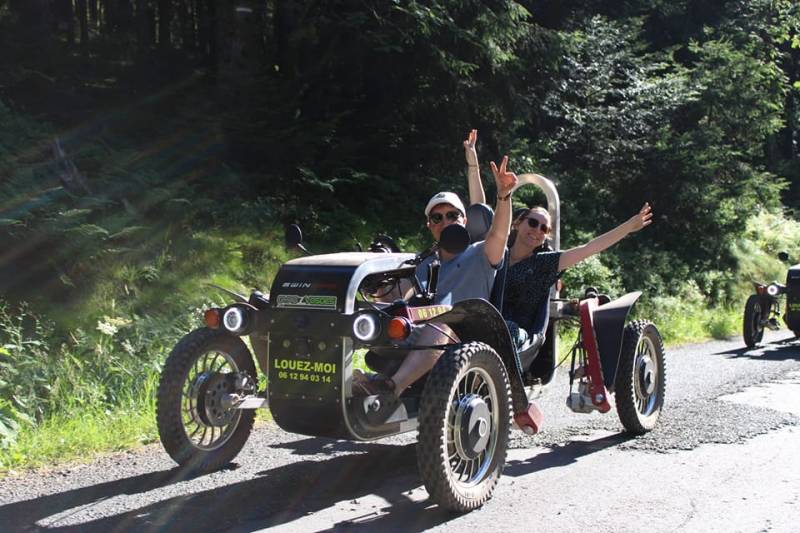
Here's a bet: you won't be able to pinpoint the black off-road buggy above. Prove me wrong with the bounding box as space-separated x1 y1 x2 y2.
743 251 800 347
156 174 666 512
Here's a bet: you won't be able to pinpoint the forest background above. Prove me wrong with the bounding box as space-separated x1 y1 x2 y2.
2 0 800 470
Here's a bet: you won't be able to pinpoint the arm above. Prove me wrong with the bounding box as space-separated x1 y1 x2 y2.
483 155 518 266
464 129 486 205
558 203 652 271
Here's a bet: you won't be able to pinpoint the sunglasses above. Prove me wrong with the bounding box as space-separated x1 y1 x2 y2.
524 218 550 232
428 210 462 224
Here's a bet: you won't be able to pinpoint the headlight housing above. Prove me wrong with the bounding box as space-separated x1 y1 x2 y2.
766 283 784 297
353 313 381 342
223 306 249 334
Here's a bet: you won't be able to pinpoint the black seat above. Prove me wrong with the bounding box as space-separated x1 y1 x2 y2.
516 293 550 370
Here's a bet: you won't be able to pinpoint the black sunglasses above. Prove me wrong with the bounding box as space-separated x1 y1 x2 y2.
524 218 550 232
428 210 462 224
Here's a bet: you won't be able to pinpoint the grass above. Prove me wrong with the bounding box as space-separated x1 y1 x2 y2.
0 404 158 473
0 374 273 475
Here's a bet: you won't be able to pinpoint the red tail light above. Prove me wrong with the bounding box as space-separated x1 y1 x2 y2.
387 317 412 340
204 308 221 329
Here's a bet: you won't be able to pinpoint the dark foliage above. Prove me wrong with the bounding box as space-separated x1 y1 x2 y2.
0 0 799 306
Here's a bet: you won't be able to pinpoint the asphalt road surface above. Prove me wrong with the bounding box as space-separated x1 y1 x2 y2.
1 330 799 533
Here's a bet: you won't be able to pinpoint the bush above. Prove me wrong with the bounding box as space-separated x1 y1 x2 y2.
732 209 800 295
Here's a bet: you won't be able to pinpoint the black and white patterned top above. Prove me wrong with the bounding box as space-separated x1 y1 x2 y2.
502 250 562 335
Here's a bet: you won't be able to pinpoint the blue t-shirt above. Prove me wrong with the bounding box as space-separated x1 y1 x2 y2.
416 241 502 305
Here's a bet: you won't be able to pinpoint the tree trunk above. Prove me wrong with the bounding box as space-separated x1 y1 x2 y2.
273 0 288 75
77 0 89 49
136 0 156 53
197 0 211 60
215 1 265 103
177 0 195 50
157 0 172 50
207 0 217 68
52 0 74 46
89 0 99 27
105 0 116 30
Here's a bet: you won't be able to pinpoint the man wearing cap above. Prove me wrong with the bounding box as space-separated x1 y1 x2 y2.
355 155 517 397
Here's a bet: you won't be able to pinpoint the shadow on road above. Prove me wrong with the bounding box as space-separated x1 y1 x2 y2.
715 337 800 360
504 432 632 478
0 441 452 532
1 430 637 532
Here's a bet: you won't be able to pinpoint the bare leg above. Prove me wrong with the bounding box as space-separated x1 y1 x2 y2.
391 324 456 394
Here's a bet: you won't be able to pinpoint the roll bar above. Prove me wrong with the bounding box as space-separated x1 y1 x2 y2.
514 173 560 251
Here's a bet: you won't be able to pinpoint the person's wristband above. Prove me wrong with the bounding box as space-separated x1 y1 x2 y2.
497 192 512 201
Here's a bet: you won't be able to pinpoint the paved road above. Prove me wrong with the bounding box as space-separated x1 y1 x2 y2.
1 331 799 532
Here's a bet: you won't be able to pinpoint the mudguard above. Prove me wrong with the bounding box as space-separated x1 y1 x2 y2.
593 291 642 390
423 298 528 413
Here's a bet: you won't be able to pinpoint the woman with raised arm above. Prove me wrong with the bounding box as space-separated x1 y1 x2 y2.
462 129 653 347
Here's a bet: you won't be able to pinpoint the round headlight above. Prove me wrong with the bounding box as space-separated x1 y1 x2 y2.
223 307 246 332
767 284 781 297
353 314 380 342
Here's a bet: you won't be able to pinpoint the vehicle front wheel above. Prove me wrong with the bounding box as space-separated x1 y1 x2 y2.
417 342 511 512
743 294 767 348
614 320 666 435
156 328 257 472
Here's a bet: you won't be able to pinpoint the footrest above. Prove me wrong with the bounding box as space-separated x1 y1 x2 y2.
361 394 407 426
513 401 544 435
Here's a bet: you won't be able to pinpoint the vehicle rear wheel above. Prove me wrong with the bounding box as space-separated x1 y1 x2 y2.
156 328 257 472
417 342 511 512
614 320 666 435
743 295 766 348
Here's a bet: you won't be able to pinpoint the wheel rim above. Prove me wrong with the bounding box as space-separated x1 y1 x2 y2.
182 349 243 451
634 335 660 417
446 367 499 488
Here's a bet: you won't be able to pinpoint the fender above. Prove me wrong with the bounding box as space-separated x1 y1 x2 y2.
593 291 641 390
423 298 528 413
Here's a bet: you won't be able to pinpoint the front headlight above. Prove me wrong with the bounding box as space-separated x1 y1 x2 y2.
767 283 783 297
223 306 247 333
353 313 380 342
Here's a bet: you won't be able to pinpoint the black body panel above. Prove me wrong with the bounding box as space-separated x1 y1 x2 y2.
785 265 800 330
269 398 349 438
592 292 641 389
270 265 356 313
267 308 350 438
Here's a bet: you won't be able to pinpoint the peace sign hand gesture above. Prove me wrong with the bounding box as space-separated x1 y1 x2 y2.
489 155 517 198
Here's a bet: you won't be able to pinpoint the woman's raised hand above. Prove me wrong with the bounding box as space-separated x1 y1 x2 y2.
627 203 653 233
464 129 478 167
490 155 517 197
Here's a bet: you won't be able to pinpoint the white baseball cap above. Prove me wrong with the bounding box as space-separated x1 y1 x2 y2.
424 191 466 217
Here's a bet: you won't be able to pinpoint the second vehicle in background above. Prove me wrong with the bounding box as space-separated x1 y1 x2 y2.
743 251 800 347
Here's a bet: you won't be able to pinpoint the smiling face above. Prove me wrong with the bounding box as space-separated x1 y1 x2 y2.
512 207 551 251
426 203 465 241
